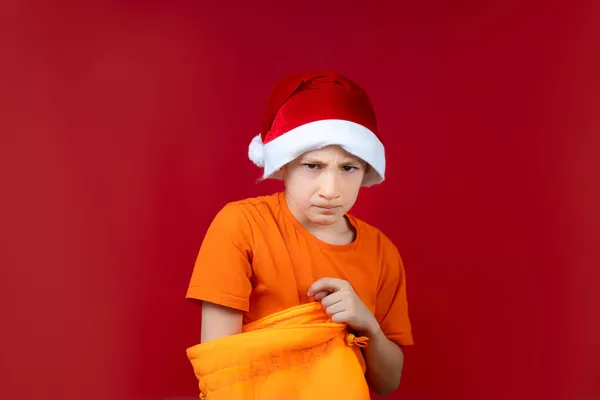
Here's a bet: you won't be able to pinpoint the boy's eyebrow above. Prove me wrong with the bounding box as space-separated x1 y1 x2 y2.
300 157 324 163
300 156 361 165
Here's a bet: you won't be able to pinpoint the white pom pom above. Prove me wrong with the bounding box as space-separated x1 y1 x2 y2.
248 134 265 167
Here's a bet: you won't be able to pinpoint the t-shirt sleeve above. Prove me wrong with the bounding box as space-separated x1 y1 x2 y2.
374 242 414 347
185 203 254 312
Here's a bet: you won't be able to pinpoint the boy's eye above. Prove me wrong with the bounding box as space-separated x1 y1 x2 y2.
304 163 319 170
342 166 358 172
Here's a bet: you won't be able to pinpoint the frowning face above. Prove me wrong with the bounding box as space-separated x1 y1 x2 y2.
282 145 367 227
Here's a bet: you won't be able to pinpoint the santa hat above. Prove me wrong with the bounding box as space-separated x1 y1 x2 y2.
248 70 386 186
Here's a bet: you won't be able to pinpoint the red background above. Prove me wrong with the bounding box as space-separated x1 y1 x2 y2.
1 1 599 400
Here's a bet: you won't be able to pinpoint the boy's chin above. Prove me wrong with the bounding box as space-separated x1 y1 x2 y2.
308 213 342 226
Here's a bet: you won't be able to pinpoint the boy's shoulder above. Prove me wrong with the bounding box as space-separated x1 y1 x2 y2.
225 192 280 208
218 192 282 217
350 213 401 255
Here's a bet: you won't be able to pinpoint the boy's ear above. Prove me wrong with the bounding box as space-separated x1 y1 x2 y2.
276 165 288 179
361 163 371 184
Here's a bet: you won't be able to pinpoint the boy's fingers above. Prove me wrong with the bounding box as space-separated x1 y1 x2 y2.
307 277 347 296
320 290 344 307
324 301 345 316
330 310 351 324
312 291 329 301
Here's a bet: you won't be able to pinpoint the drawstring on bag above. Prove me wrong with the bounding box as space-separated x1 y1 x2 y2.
345 333 369 348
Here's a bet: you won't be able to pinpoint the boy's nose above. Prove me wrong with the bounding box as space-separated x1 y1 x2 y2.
318 171 341 200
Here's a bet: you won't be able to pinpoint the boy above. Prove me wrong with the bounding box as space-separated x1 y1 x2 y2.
185 70 413 399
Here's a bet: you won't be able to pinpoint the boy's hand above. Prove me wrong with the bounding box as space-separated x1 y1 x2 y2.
308 277 380 336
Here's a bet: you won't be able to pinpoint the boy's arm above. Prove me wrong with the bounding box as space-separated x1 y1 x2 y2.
308 277 407 396
187 204 254 343
362 326 405 396
200 301 243 343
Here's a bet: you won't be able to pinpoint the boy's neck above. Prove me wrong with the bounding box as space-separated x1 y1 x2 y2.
284 193 356 245
305 217 356 245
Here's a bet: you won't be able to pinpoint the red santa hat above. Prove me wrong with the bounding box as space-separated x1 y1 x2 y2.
248 70 386 186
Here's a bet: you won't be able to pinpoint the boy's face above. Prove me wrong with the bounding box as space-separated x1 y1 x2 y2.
282 145 367 227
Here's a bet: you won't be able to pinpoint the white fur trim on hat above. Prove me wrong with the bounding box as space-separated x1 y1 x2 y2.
250 119 385 187
248 133 265 167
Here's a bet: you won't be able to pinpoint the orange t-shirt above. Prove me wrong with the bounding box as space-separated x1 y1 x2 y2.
186 191 413 347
